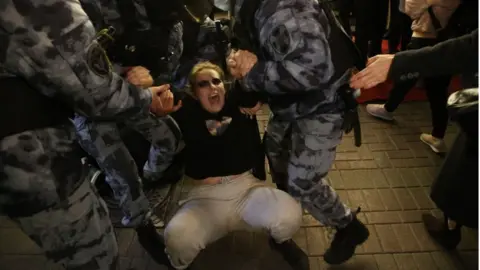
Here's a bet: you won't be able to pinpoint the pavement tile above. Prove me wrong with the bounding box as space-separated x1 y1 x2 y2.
1 102 477 270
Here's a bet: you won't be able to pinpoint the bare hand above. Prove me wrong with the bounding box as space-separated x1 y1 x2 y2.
227 50 258 79
349 54 394 89
127 66 154 88
149 84 182 116
239 102 262 118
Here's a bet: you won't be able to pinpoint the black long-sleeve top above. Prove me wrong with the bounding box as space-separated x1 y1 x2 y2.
171 87 264 180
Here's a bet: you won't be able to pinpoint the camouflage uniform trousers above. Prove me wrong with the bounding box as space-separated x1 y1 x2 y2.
1 125 118 270
74 113 182 227
265 113 353 228
13 179 118 270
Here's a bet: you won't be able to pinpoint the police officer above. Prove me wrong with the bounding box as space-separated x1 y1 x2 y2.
73 0 185 230
0 1 174 269
216 0 370 265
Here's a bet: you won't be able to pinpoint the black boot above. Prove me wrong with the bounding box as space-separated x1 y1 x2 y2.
324 209 369 265
270 238 310 270
135 220 176 269
422 213 462 250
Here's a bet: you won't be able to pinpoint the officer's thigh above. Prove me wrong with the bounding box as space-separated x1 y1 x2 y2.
13 180 118 270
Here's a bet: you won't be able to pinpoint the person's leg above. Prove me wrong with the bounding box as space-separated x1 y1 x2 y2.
74 116 150 227
289 115 369 264
420 75 451 153
422 213 462 250
400 13 412 51
264 117 292 192
13 180 119 270
384 79 418 112
337 0 353 36
354 0 372 59
425 75 451 137
237 176 308 269
366 38 424 120
365 79 416 121
164 190 233 269
369 0 388 56
387 0 401 53
238 184 302 242
124 114 183 183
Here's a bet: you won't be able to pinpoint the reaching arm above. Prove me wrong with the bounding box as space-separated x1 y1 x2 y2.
0 0 152 120
242 0 335 95
388 29 478 80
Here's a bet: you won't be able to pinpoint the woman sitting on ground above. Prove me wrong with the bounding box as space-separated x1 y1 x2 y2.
156 62 308 270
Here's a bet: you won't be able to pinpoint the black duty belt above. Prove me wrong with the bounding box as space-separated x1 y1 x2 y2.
0 77 72 139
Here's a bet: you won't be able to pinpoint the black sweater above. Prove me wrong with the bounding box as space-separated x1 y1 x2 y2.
171 91 264 180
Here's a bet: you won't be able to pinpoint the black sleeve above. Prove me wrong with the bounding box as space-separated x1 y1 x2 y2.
228 80 267 108
388 30 479 81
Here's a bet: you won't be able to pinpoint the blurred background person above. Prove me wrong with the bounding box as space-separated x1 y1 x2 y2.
364 0 461 154
354 0 389 58
385 0 413 53
351 29 478 250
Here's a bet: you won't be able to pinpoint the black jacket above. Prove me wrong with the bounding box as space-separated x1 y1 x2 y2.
387 30 478 82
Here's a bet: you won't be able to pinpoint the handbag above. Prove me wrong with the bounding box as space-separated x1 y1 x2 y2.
447 88 478 139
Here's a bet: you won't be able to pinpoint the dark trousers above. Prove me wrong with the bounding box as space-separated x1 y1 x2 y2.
354 0 389 58
387 1 412 53
384 38 451 139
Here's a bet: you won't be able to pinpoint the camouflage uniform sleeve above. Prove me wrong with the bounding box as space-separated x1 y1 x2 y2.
242 0 335 95
0 0 152 120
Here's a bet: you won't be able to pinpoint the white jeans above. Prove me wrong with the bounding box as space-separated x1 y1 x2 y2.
163 172 303 270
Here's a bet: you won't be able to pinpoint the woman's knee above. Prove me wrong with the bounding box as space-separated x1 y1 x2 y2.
163 212 209 265
270 190 303 240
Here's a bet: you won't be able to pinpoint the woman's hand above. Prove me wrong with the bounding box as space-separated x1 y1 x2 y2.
239 102 262 119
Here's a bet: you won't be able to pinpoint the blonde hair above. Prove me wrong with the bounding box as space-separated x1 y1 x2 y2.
188 61 225 94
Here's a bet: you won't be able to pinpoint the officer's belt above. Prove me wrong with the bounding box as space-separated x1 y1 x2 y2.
0 77 72 139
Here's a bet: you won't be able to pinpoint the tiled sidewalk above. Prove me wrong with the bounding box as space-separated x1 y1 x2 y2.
0 102 478 270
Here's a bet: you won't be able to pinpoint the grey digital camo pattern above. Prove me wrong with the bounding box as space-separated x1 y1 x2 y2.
234 0 353 227
0 126 119 270
74 0 184 227
0 0 178 268
74 114 181 227
14 179 118 270
237 0 349 120
0 0 157 218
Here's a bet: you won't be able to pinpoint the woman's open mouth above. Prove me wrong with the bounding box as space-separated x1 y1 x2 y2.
209 93 220 103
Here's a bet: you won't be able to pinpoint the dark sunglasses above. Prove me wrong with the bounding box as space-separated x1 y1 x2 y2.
196 78 222 88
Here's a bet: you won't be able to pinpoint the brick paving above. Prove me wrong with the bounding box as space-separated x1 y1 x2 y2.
0 102 478 270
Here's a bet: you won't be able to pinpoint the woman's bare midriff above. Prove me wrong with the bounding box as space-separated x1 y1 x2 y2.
412 31 437 39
